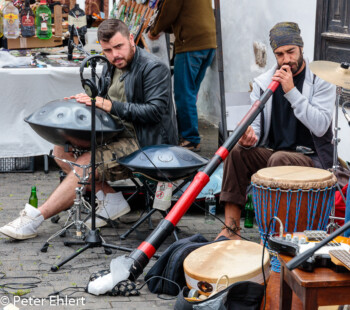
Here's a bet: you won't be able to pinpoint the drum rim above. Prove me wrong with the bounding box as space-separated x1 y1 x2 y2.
251 166 337 190
184 263 270 296
183 240 270 284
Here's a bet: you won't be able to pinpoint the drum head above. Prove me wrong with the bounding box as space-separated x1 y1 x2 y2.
183 240 270 295
251 166 337 190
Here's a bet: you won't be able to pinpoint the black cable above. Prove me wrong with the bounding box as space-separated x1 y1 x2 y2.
47 286 86 298
137 275 180 300
21 286 86 302
0 272 41 295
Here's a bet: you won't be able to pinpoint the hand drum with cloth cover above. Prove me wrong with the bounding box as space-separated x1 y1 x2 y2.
183 240 270 296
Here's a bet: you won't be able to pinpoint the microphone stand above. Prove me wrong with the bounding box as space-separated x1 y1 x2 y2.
50 56 157 272
86 57 98 239
67 25 90 60
286 220 350 270
67 25 76 61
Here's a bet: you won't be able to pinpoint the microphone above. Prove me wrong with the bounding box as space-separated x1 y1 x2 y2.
67 25 76 61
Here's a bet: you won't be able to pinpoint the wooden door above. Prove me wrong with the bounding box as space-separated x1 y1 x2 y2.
314 0 350 62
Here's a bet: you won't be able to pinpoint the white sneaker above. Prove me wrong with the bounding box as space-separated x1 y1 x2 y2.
86 191 131 228
0 203 44 240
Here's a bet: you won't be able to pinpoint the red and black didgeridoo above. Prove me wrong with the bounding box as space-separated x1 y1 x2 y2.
127 81 280 280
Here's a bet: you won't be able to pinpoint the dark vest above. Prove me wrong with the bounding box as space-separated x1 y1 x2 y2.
258 88 334 169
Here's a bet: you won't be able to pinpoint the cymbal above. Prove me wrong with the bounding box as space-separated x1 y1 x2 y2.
309 61 350 89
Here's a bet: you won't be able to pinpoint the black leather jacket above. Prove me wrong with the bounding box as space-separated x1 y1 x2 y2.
105 46 178 147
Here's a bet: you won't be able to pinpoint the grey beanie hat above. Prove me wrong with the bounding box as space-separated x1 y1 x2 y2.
269 22 304 51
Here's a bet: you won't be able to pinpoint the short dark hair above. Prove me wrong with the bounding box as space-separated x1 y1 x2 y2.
97 19 130 42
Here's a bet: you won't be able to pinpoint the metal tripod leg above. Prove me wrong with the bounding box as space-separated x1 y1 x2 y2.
51 243 92 272
50 229 146 272
120 208 158 240
120 177 191 241
41 184 89 252
328 86 347 233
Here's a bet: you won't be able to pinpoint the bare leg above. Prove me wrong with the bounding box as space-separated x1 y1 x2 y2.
38 151 116 219
216 202 242 240
53 145 116 195
53 145 77 174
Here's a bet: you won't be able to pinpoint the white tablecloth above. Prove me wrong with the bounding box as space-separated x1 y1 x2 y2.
0 66 96 158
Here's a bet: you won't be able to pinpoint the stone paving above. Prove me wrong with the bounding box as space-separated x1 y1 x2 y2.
0 119 261 310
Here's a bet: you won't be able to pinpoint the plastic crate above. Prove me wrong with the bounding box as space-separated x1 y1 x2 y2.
0 157 35 173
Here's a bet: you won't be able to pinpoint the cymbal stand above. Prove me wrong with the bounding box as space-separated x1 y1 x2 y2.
327 86 347 232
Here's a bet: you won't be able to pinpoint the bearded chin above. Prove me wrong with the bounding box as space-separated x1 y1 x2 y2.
292 54 304 74
277 54 304 74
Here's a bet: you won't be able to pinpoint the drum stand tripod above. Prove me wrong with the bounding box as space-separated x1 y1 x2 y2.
41 154 113 253
49 56 140 270
327 86 348 232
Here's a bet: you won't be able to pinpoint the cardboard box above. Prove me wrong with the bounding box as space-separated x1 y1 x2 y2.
6 36 63 50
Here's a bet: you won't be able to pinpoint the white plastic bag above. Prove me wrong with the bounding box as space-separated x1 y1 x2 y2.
0 51 31 68
87 255 133 295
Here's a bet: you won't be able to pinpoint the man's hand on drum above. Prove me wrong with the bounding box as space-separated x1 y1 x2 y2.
65 93 112 113
238 126 258 147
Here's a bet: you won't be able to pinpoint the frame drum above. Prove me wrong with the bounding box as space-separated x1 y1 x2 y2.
183 240 270 296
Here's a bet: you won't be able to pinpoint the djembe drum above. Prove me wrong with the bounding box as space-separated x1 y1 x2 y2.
251 166 337 271
183 240 270 296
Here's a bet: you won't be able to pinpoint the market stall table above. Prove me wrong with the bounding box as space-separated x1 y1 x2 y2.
0 64 99 163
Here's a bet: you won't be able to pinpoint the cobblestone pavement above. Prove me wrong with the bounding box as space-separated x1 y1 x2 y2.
0 119 261 310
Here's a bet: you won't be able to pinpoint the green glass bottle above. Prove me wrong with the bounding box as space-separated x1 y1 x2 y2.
29 186 38 208
244 194 254 228
35 0 52 39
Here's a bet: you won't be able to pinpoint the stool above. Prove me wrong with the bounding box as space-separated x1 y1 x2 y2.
119 173 195 240
117 145 209 240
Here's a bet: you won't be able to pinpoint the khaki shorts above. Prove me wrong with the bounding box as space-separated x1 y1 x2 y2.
95 138 139 182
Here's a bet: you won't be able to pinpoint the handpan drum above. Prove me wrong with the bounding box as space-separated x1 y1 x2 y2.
25 99 124 149
117 145 208 181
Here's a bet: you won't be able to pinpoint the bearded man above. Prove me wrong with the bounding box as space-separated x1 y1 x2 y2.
217 22 336 240
0 19 178 240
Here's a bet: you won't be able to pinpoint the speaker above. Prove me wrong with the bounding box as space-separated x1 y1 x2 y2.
80 55 112 98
